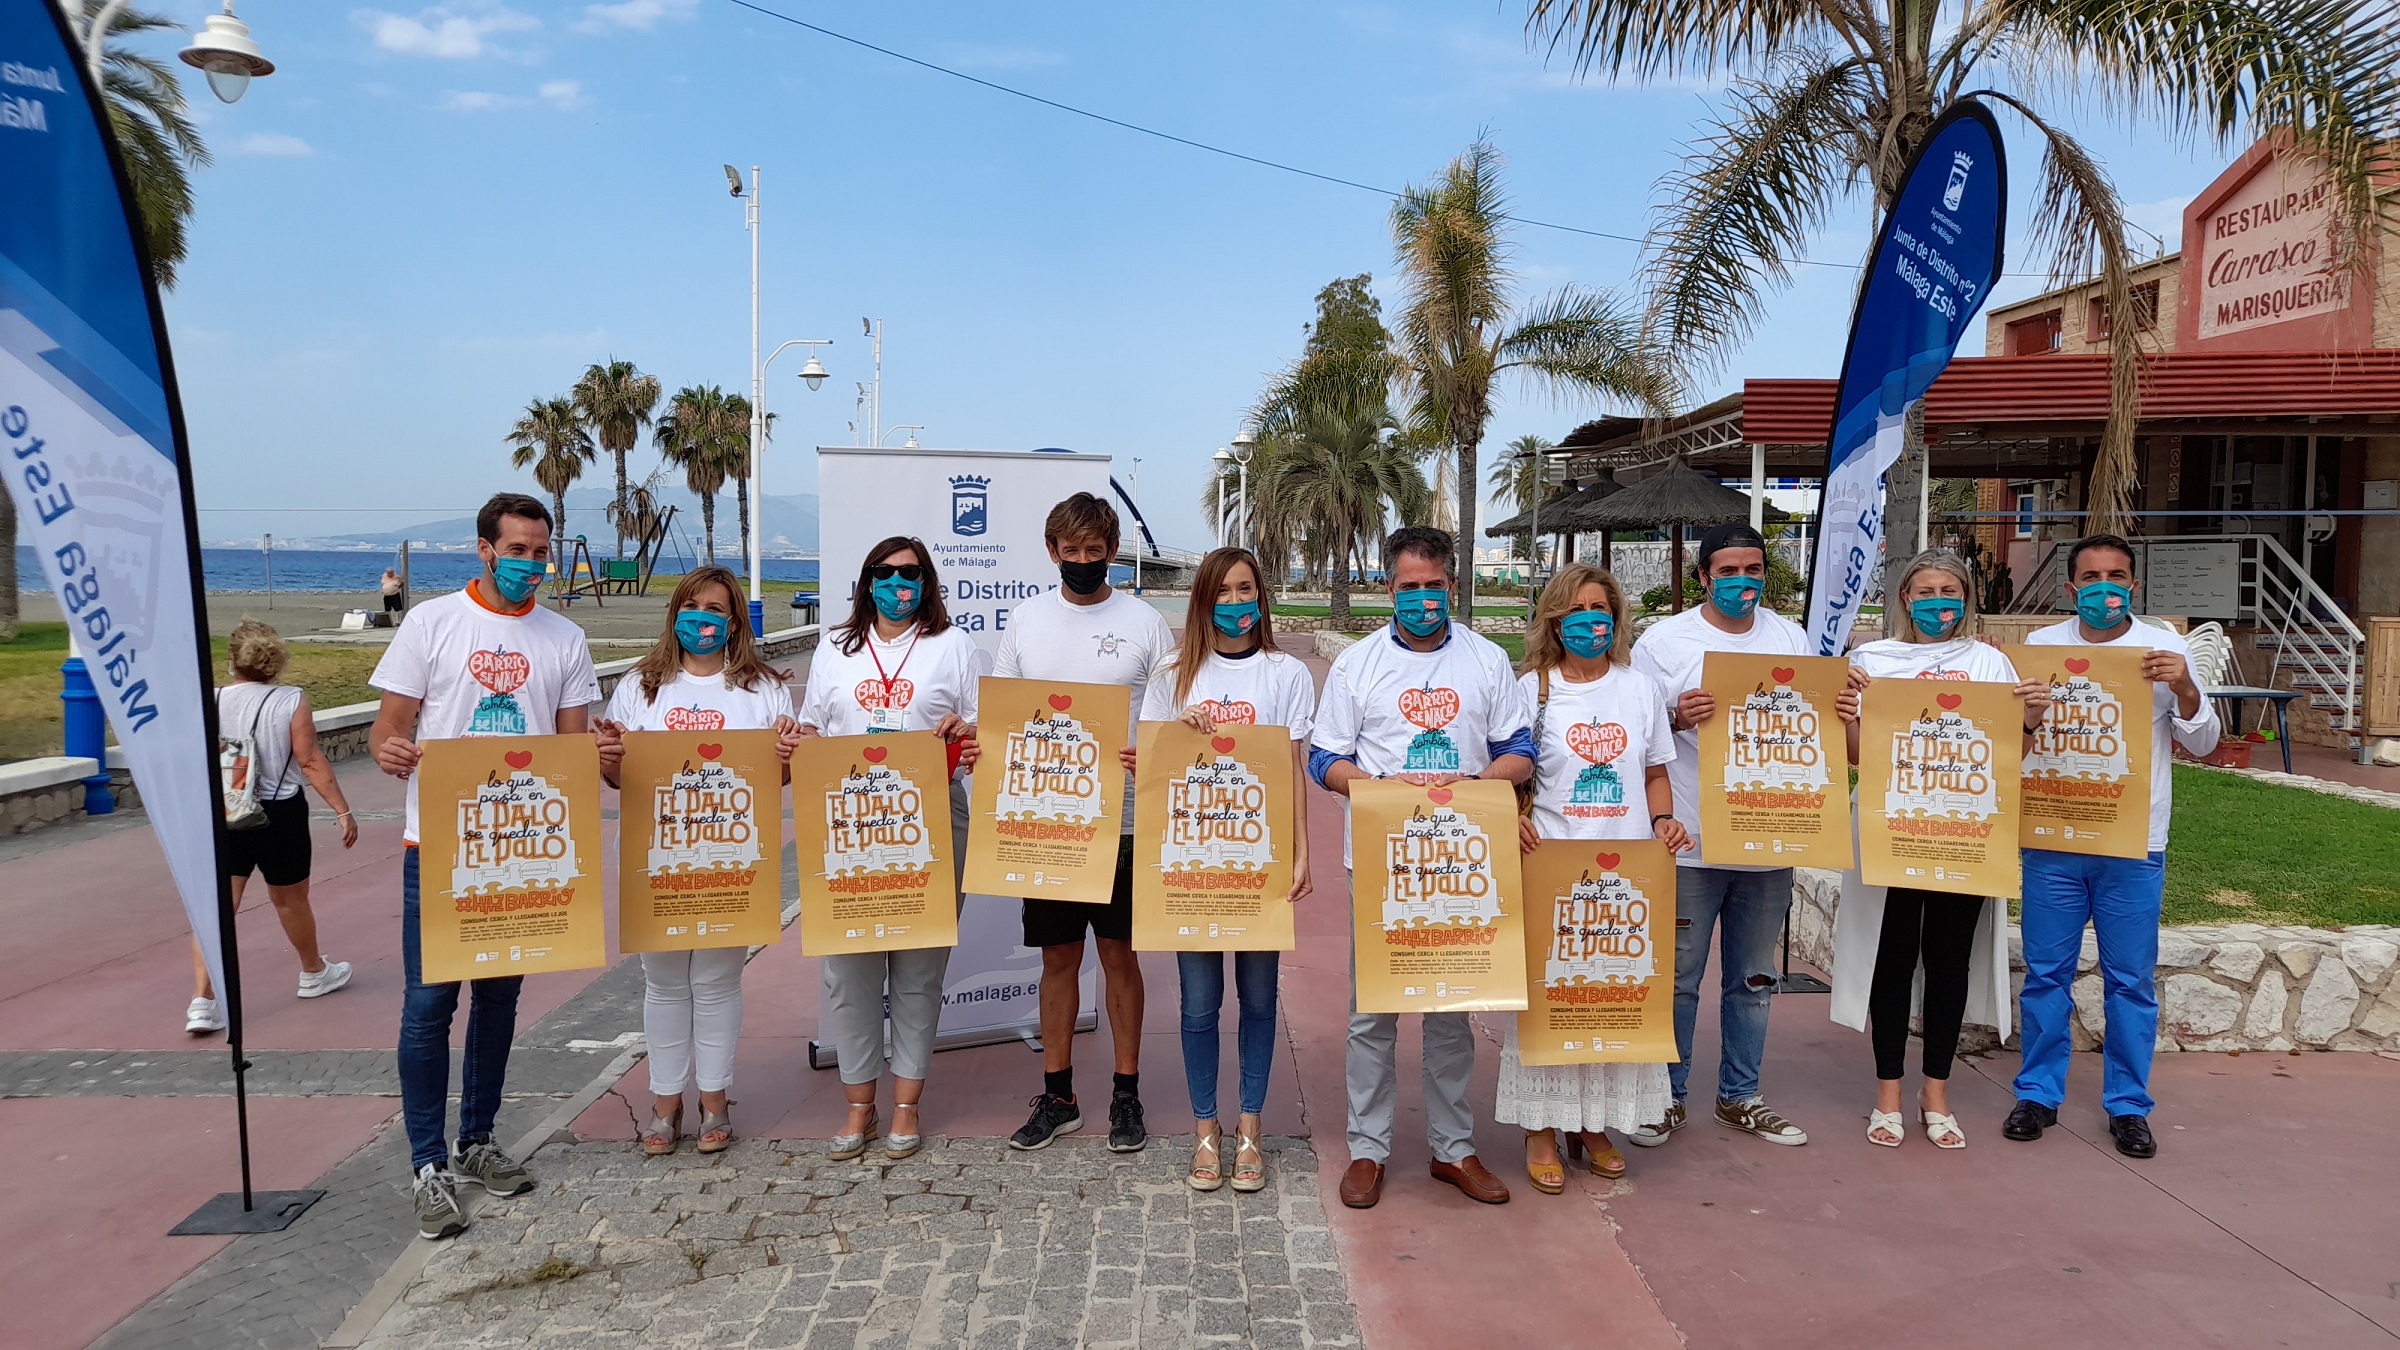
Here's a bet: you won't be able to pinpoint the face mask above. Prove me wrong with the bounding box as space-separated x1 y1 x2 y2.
2076 580 2134 630
1909 596 1965 640
490 556 544 605
1394 586 1449 638
1559 609 1614 659
1709 575 1761 620
1059 557 1109 596
1212 600 1261 639
675 609 730 656
870 574 920 622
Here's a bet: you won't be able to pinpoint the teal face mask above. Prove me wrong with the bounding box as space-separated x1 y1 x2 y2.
1909 596 1965 640
675 610 730 656
1212 600 1261 639
1709 575 1761 620
870 574 921 622
1394 587 1449 637
490 556 544 604
2076 580 2134 630
1559 609 1614 658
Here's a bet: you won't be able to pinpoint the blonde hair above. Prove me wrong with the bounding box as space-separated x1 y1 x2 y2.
1893 549 1977 644
631 566 783 701
227 618 288 682
1519 563 1630 674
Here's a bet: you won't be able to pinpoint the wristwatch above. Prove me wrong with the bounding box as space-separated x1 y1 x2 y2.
1651 813 1675 827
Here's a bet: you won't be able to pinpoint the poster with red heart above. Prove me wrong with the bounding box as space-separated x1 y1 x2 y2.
2004 645 2152 859
792 730 958 956
1695 652 1855 867
617 728 787 954
963 677 1133 904
416 734 606 983
1515 839 1677 1065
1857 679 2023 898
1349 778 1528 1014
1130 719 1296 951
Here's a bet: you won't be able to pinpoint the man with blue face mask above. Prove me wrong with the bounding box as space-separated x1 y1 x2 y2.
2009 534 2218 1159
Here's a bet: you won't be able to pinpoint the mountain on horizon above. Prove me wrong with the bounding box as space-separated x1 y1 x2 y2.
310 487 820 556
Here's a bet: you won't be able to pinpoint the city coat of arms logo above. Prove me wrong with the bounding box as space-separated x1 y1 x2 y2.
950 475 990 537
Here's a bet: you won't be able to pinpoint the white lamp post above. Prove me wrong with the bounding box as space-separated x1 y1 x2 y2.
725 162 830 636
1229 431 1256 551
176 2 274 103
861 317 884 448
1130 458 1142 593
1211 448 1234 548
880 424 923 447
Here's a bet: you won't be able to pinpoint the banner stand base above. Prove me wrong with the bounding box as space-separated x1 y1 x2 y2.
808 1011 1099 1071
171 1189 324 1235
1773 972 1832 994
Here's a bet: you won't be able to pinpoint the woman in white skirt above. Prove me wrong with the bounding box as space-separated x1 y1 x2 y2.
1500 564 1690 1192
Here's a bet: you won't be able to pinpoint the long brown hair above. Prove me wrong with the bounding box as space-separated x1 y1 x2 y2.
1519 563 1630 675
1171 547 1279 705
832 535 954 656
632 565 783 701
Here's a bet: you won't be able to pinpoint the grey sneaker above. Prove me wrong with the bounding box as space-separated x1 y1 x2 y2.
1715 1096 1808 1145
413 1164 469 1241
452 1137 534 1195
1625 1099 1685 1148
297 959 352 999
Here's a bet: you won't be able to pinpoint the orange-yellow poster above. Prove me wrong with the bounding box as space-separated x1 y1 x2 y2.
1516 840 1677 1065
416 734 606 983
1131 719 1296 951
1349 778 1527 1014
2005 645 2152 859
964 677 1132 904
1696 653 1853 868
1857 680 2023 898
794 731 959 955
615 729 785 954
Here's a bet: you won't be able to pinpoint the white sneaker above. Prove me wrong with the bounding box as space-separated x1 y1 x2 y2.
298 960 353 999
185 996 225 1033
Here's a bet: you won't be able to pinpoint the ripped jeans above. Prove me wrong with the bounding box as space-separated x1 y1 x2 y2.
1669 866 1793 1105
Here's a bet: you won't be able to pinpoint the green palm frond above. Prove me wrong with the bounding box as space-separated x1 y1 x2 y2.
97 9 207 288
573 360 663 558
1498 286 1679 414
1525 0 1840 84
505 397 596 537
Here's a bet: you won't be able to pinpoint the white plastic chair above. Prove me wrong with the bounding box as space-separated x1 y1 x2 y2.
2184 621 2234 690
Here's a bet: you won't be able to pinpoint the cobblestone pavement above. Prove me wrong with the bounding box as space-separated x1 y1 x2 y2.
355 1136 1362 1350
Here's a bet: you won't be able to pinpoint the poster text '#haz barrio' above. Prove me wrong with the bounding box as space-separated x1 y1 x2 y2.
1515 839 1677 1065
1857 680 2023 898
616 729 784 954
964 678 1131 904
1696 653 1854 867
416 735 606 983
1349 778 1526 1014
794 731 958 955
2004 644 2152 859
1132 719 1296 951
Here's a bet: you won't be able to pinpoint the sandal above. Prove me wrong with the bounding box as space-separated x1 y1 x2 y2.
1524 1130 1566 1195
1867 1108 1905 1148
1189 1126 1224 1192
696 1105 734 1154
642 1102 683 1157
1572 1131 1627 1180
829 1106 879 1161
1921 1108 1967 1150
886 1102 923 1160
1230 1129 1267 1193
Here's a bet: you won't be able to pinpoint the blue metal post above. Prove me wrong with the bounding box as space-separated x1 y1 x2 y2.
59 658 116 816
749 599 765 639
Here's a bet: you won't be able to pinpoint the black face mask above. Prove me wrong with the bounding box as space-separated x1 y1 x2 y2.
1059 558 1109 596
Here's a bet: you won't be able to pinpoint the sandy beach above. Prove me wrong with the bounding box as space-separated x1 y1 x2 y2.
15 584 821 647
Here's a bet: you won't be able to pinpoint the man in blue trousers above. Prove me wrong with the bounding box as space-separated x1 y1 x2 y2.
2008 533 2219 1158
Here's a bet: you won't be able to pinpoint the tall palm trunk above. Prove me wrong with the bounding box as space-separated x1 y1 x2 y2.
612 450 629 559
1330 552 1353 625
1455 436 1480 618
701 492 718 564
0 487 16 641
553 491 568 546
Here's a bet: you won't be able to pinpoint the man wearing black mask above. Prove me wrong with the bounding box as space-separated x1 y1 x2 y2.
993 492 1177 1152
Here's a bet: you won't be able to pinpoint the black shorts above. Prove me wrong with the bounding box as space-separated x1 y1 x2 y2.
223 792 313 887
1021 835 1135 947
382 593 405 612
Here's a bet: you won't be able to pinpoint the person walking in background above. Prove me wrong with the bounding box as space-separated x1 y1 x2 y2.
1312 525 1532 1209
996 493 1177 1155
187 618 360 1035
369 493 601 1241
381 567 406 617
1831 551 2048 1150
793 538 983 1162
1131 546 1314 1194
1501 564 1684 1193
595 565 803 1159
2007 534 2219 1159
1626 523 1812 1149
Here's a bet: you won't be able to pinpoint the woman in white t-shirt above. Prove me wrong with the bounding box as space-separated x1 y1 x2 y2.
1832 550 2048 1151
596 565 801 1158
1131 547 1313 1195
1501 563 1691 1194
796 536 983 1163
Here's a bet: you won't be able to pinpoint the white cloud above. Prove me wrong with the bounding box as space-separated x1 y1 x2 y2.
438 89 518 111
538 79 584 109
234 132 315 157
355 6 538 59
574 0 697 33
940 43 1066 72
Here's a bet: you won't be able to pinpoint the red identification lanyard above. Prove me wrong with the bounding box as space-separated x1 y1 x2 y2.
867 626 919 701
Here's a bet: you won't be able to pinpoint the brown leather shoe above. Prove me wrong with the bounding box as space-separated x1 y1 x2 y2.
1338 1158 1385 1209
1430 1155 1510 1204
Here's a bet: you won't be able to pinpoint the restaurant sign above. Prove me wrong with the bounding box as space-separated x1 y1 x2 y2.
2193 151 2351 341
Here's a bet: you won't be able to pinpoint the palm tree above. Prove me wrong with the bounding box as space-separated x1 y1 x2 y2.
1526 0 2400 542
1390 141 1674 615
1248 398 1431 624
505 397 596 540
571 360 662 559
655 385 752 564
1490 432 1556 567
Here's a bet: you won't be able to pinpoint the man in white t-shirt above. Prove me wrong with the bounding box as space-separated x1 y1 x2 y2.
1626 523 1812 1149
1310 526 1532 1209
368 493 601 1242
993 493 1176 1155
2006 533 2219 1160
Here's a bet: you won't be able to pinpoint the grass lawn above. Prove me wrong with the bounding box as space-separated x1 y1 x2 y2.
2161 765 2400 927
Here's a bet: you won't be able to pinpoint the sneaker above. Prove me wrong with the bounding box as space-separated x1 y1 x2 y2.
1008 1094 1082 1151
413 1164 469 1241
297 960 353 999
1714 1096 1808 1146
1107 1090 1147 1153
1625 1099 1684 1148
185 996 225 1034
451 1137 534 1196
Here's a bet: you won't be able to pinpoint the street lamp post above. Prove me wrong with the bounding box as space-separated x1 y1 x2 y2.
72 2 274 103
1130 458 1142 593
862 317 884 448
879 424 923 447
1229 432 1256 552
726 163 831 637
1211 448 1233 548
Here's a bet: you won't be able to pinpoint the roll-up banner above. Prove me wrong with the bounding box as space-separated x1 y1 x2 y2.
816 447 1112 1056
1802 103 2008 656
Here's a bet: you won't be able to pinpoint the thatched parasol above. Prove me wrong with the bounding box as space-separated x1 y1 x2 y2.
1483 478 1585 539
1575 459 1790 612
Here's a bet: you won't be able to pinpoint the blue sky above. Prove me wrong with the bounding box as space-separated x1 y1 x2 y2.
153 0 2228 552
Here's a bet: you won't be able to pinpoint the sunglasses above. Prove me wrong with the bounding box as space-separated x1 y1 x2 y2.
869 564 925 582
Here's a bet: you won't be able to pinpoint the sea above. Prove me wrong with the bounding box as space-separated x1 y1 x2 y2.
16 546 820 594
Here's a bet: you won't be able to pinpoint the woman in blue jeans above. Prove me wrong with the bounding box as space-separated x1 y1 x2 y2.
1134 548 1316 1192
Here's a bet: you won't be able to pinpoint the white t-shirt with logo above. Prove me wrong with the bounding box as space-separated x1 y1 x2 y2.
1848 636 2020 684
993 587 1178 833
799 623 982 738
1311 626 1532 868
1139 648 1317 742
1628 605 1811 871
369 587 603 845
2026 618 2220 853
1520 663 1677 843
605 667 794 735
